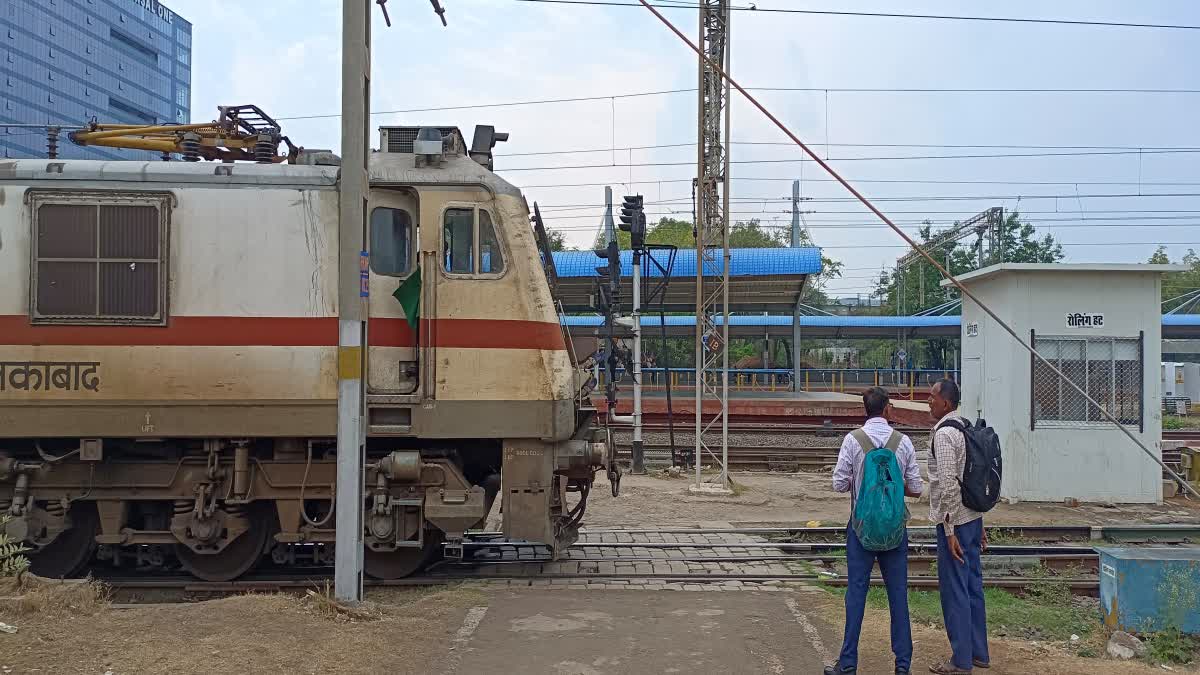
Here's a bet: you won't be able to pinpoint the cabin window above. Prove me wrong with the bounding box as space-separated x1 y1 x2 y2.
443 208 474 274
369 207 413 276
30 192 170 325
442 207 504 276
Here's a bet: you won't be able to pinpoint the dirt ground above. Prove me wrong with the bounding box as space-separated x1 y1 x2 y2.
2 585 1190 674
0 586 483 675
582 470 1200 529
852 604 1192 675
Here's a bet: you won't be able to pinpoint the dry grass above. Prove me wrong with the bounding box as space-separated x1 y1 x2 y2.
0 573 109 617
302 581 384 623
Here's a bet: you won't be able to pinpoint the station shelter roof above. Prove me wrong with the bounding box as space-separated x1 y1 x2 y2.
551 247 822 313
562 313 1200 340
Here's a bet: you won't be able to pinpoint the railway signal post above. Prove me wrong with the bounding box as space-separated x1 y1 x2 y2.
619 195 647 474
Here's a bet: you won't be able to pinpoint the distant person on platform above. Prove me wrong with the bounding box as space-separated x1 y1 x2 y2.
825 386 923 675
926 378 990 675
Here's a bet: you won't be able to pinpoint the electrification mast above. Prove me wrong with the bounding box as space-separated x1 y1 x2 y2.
693 0 732 491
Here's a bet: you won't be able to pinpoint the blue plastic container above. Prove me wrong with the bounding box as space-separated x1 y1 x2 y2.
1097 546 1200 633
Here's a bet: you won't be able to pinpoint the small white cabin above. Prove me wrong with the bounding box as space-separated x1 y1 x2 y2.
946 263 1186 504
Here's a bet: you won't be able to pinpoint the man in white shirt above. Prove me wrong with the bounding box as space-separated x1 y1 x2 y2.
825 387 924 675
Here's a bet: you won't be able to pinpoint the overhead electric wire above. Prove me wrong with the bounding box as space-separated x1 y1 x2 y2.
504 140 1200 157
500 0 1200 31
533 191 1200 205
500 148 1200 171
272 86 1200 122
515 177 1200 189
634 0 1199 499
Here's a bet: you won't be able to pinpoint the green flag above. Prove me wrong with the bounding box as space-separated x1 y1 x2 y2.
392 267 421 331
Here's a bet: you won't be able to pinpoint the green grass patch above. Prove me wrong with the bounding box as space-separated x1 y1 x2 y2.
983 527 1044 546
1164 414 1200 430
820 583 1095 642
1144 627 1200 665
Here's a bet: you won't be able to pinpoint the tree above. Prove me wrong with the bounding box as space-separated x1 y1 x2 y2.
869 210 1066 370
547 229 570 252
873 210 1065 316
1149 247 1200 310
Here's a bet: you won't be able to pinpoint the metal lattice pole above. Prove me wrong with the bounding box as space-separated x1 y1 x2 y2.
693 0 731 490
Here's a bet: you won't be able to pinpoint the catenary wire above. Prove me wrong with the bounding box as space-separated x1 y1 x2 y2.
495 0 1200 30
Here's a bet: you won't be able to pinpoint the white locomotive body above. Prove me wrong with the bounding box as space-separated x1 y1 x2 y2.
0 127 610 581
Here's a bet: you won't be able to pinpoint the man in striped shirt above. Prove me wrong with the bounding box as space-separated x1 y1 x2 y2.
927 378 990 675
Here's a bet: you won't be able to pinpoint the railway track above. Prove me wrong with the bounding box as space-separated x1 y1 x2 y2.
613 443 839 470
611 425 1193 473
1164 429 1200 444
98 524 1200 600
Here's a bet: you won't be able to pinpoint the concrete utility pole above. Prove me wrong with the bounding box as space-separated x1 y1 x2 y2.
335 0 372 604
692 0 732 493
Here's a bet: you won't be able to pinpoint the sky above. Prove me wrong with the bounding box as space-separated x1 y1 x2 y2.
166 0 1200 300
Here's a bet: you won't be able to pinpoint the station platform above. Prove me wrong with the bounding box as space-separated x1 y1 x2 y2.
594 389 932 427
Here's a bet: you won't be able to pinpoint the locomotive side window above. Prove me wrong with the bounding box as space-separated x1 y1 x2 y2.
442 206 505 277
479 210 505 274
31 192 170 325
369 207 413 276
443 207 475 273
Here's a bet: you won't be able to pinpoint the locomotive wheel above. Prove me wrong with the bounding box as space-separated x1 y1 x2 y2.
364 532 443 580
29 502 100 579
175 506 271 582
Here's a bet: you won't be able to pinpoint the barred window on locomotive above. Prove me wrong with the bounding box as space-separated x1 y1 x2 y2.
30 193 170 325
442 206 504 275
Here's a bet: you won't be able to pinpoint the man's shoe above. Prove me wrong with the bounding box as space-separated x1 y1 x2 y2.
928 660 971 675
972 659 989 669
823 665 856 675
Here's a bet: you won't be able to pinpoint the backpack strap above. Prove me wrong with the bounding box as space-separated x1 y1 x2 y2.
850 428 873 453
882 430 903 452
937 418 968 434
932 417 967 459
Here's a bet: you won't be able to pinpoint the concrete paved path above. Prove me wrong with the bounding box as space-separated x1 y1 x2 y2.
452 588 835 674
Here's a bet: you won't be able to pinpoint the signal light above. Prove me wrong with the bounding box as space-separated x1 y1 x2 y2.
619 194 646 250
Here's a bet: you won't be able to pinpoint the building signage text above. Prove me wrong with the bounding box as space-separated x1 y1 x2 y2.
132 0 174 24
0 362 101 392
1066 312 1105 328
965 322 979 337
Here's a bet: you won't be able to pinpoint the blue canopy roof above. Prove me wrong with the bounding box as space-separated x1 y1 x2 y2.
552 247 823 278
561 314 959 328
562 314 1199 339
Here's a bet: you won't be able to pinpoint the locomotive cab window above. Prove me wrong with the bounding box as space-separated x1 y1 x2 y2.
369 207 413 276
443 206 505 276
30 192 171 325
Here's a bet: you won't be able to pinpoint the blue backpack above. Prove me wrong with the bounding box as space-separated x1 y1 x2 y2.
850 429 909 552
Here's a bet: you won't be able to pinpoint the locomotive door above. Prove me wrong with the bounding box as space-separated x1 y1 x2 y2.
367 189 421 395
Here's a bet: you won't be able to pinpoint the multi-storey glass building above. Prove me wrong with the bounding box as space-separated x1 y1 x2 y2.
0 0 191 160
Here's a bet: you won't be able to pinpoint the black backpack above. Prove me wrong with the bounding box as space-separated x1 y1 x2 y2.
935 418 1002 513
